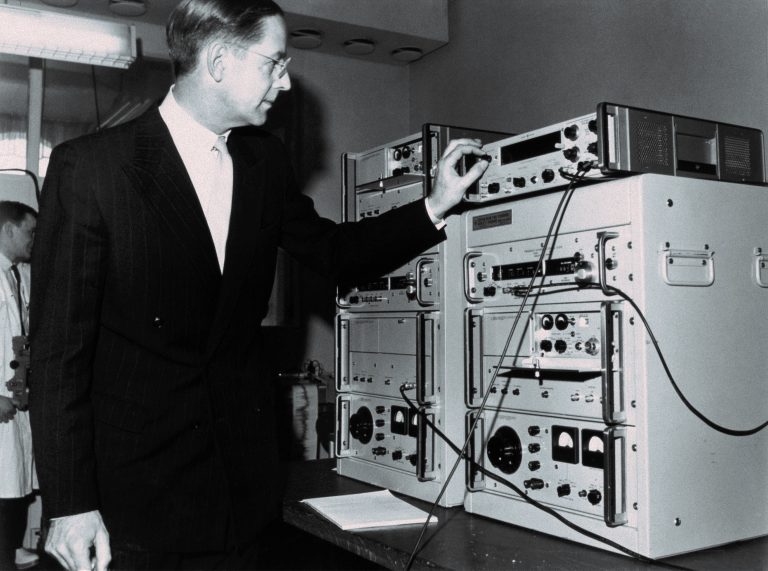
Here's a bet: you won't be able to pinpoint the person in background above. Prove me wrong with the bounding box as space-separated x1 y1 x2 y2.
0 201 37 571
29 0 490 570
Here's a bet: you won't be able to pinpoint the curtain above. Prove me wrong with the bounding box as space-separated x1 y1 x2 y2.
0 113 91 175
39 118 91 176
0 114 27 171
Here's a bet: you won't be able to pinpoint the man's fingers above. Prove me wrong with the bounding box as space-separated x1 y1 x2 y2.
440 139 483 168
46 533 78 571
71 539 95 571
460 157 491 185
44 512 110 571
0 410 17 422
93 528 111 571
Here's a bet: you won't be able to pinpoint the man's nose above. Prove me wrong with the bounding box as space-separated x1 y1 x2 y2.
275 71 291 91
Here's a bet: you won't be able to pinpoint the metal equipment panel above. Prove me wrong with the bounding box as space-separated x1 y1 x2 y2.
463 174 768 558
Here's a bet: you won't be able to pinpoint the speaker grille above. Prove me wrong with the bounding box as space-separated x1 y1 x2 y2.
718 124 764 183
722 136 753 180
629 111 674 173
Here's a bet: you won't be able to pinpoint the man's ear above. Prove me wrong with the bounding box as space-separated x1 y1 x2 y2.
206 41 229 82
0 222 13 240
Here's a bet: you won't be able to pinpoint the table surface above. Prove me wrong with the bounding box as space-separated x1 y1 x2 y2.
282 460 768 571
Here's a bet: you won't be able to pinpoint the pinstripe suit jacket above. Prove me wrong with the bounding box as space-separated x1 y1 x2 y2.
29 108 444 552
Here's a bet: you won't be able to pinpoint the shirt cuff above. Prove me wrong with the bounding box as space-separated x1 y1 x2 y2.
424 198 446 230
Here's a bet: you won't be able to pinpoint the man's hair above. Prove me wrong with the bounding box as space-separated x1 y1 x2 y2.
0 201 37 228
167 0 284 77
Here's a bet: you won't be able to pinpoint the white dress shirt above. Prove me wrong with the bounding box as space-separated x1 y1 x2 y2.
158 87 232 272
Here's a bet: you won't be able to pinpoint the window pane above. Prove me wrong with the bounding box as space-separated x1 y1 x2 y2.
40 58 173 176
40 60 101 177
0 55 30 172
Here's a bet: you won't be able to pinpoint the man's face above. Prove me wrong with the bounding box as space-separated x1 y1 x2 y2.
221 15 291 127
8 214 36 263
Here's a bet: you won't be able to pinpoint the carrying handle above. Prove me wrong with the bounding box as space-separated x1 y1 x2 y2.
335 396 352 457
335 315 350 391
600 303 626 424
603 426 628 527
416 407 436 481
464 252 484 302
597 231 619 295
415 258 436 306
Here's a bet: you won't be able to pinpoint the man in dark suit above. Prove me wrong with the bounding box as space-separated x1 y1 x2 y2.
29 0 489 569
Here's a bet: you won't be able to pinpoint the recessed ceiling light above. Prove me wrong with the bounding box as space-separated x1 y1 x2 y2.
343 39 375 56
109 0 147 17
391 47 423 63
41 0 79 6
290 29 322 50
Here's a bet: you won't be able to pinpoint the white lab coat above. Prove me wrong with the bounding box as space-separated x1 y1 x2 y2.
0 254 35 498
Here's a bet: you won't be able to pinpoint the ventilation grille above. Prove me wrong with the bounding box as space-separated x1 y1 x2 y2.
630 114 673 172
722 136 754 180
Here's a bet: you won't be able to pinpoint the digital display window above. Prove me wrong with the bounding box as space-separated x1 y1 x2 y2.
501 131 561 165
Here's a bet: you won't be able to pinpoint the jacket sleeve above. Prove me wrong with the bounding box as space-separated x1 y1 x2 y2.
29 140 107 519
267 138 445 283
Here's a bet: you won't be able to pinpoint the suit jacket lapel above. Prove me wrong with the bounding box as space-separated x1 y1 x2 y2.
205 133 266 356
123 109 221 282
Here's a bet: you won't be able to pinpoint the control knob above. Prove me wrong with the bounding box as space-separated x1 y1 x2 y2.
349 407 373 444
563 147 580 162
574 260 594 284
524 478 545 490
487 426 523 474
405 272 417 300
564 124 579 140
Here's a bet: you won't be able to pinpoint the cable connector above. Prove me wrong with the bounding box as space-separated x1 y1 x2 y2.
401 382 416 391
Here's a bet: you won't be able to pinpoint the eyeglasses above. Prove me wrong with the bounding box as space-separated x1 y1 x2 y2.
241 47 291 79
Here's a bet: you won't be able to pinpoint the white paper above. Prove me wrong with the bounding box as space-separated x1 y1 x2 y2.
302 489 438 531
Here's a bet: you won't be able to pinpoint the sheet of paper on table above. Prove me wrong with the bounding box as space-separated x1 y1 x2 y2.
301 489 438 531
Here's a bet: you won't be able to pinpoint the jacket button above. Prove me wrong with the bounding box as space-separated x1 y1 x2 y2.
152 316 164 329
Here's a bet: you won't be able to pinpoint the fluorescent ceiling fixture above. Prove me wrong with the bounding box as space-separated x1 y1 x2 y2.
0 4 136 69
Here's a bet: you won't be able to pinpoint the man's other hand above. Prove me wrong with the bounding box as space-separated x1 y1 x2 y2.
0 395 17 423
426 138 490 220
46 510 111 571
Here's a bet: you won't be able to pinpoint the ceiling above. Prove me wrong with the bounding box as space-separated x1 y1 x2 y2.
22 0 175 25
15 0 450 65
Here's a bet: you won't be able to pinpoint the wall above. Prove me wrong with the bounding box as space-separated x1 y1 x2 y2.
409 0 768 141
263 49 411 375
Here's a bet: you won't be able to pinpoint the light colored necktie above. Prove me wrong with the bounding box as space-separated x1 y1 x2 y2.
208 135 233 272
